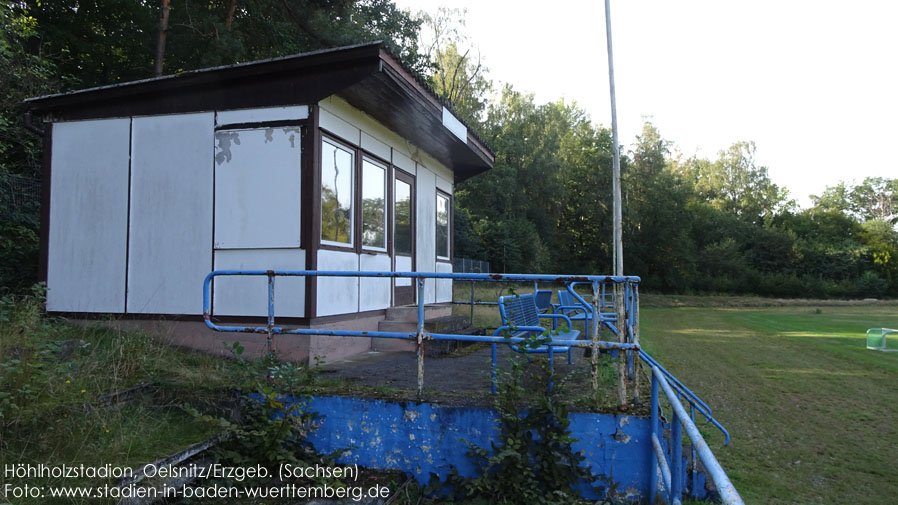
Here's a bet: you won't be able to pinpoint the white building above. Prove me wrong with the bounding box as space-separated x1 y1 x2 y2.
25 43 494 361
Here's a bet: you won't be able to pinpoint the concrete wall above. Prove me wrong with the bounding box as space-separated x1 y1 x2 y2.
47 119 130 313
302 396 673 502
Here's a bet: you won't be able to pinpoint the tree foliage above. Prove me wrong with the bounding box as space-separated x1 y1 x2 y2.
2 2 897 299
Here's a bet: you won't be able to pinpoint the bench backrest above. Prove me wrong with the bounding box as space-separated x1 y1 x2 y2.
557 290 589 312
534 289 553 312
498 294 541 328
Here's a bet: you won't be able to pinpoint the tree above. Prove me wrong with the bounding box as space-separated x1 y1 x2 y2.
23 0 430 91
686 141 790 224
417 7 491 128
850 177 897 224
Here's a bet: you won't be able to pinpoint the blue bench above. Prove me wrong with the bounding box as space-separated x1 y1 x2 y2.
491 293 582 392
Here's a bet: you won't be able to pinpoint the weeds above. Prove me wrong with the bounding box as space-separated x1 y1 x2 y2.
429 354 615 505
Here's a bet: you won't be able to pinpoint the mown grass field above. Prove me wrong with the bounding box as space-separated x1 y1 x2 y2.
640 302 898 505
455 283 898 503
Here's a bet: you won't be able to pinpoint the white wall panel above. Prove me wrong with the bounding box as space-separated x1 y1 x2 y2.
317 249 359 316
212 249 306 317
392 151 415 175
319 107 360 145
359 254 391 311
214 127 301 249
128 113 214 314
320 96 414 159
435 175 453 195
216 105 308 126
361 132 390 162
395 256 412 287
47 119 130 312
435 262 453 303
416 165 437 304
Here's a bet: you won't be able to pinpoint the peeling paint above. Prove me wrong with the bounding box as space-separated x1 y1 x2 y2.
264 127 274 143
214 131 241 165
298 396 699 502
613 429 632 444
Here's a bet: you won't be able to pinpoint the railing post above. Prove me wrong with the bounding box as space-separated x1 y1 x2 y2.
632 283 641 404
672 405 683 504
691 405 698 499
547 344 554 394
491 342 498 394
591 280 601 392
470 280 475 327
615 281 628 409
416 276 426 399
266 270 276 356
649 371 659 505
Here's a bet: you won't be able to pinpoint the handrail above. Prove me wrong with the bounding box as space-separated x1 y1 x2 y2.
203 270 639 398
595 305 731 445
204 269 741 502
651 366 744 505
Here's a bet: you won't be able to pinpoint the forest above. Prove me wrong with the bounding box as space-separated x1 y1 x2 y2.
2 0 896 298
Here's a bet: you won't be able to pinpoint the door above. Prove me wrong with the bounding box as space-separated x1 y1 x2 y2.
393 170 415 305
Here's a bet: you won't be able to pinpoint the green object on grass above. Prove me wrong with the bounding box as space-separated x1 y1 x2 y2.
866 328 898 352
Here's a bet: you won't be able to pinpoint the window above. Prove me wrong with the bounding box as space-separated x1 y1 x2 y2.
320 138 354 246
436 192 450 259
361 158 387 249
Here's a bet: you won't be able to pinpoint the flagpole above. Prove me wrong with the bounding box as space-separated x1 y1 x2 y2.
605 0 623 277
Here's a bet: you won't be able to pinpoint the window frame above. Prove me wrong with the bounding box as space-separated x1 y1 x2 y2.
359 155 389 253
319 135 357 250
318 129 396 257
435 189 452 262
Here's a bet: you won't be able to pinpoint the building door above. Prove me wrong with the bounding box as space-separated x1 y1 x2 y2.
393 170 415 305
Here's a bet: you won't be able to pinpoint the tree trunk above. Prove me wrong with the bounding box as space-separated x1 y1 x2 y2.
225 0 237 29
154 0 171 77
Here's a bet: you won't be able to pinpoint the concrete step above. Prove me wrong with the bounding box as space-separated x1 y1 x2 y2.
374 315 477 354
384 303 453 321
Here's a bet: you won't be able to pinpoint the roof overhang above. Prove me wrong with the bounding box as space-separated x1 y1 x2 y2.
24 42 494 183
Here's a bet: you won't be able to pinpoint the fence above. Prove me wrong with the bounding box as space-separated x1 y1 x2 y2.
453 257 490 273
202 270 640 402
0 173 40 215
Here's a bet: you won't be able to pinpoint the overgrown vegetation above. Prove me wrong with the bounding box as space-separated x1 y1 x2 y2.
432 356 615 505
0 288 340 502
188 341 327 476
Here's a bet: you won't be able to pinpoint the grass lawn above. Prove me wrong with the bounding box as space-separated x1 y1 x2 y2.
640 302 898 505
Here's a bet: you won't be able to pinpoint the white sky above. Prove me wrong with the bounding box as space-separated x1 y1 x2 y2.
393 0 898 207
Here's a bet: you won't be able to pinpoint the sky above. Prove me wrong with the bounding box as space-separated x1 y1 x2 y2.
393 0 898 207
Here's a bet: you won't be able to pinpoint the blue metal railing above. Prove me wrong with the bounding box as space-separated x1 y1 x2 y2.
202 269 742 503
650 366 744 505
202 270 640 398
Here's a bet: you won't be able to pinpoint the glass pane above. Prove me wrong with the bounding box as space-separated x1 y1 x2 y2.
321 139 354 244
436 193 450 258
395 179 412 255
361 159 386 248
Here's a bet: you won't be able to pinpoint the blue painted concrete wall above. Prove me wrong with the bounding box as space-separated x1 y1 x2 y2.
301 396 679 502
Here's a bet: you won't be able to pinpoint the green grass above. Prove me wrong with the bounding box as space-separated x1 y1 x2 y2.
641 302 898 505
0 293 230 502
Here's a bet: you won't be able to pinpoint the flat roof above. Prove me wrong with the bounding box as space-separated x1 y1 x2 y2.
25 42 493 182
